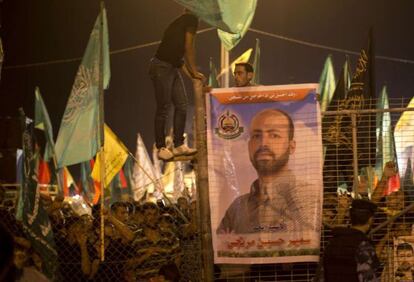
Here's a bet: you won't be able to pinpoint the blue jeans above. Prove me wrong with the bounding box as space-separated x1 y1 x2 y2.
149 57 188 149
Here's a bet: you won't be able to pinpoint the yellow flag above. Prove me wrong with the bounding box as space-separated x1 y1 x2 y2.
217 48 253 78
231 48 253 73
91 124 128 188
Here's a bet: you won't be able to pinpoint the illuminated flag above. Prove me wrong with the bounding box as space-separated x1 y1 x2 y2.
395 97 414 177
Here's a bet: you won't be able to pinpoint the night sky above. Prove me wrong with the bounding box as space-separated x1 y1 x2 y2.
1 0 413 153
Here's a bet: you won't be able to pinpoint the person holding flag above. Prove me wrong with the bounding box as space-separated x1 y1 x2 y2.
149 9 205 161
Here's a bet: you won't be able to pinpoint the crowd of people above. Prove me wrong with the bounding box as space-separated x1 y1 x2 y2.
0 189 201 282
319 161 414 282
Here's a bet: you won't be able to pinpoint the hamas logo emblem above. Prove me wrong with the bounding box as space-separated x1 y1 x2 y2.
215 110 244 139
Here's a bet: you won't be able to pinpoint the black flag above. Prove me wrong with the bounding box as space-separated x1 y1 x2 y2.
323 29 375 192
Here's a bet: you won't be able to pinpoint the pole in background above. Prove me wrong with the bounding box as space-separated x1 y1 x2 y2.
351 113 359 195
220 43 229 88
98 1 106 262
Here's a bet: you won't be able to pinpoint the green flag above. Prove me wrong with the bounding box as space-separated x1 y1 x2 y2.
217 0 257 50
208 57 219 88
55 8 110 168
34 87 55 161
375 86 394 178
174 0 257 50
21 123 57 280
318 55 336 112
252 38 261 85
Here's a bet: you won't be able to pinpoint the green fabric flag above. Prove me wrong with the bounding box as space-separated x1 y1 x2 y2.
217 0 257 50
318 55 336 112
174 0 257 50
375 86 394 178
21 123 57 280
208 57 219 88
252 38 261 85
55 8 110 168
34 87 55 161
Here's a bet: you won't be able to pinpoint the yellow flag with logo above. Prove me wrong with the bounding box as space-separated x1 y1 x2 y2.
92 124 128 188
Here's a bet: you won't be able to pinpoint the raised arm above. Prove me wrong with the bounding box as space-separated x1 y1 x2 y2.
183 31 204 80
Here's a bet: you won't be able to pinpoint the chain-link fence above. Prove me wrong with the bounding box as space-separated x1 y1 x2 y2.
0 187 203 281
1 97 414 281
213 97 414 281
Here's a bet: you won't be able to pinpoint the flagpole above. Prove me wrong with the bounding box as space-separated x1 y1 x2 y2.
127 151 164 194
98 1 106 262
220 43 229 87
35 87 64 197
193 79 214 281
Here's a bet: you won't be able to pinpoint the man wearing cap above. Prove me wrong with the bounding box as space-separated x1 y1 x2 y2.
319 199 380 282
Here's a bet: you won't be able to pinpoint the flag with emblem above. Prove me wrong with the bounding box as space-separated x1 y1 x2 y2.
21 122 57 280
91 124 128 188
55 8 110 168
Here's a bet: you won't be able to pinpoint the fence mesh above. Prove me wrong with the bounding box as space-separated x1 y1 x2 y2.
1 97 414 281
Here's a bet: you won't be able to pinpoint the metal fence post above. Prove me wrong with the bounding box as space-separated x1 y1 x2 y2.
351 113 359 195
193 79 214 281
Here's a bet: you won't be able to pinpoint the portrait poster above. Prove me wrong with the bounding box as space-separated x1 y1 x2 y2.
393 236 414 281
206 84 323 264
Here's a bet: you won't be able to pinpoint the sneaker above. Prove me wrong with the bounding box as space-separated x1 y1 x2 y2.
158 147 174 161
172 144 197 156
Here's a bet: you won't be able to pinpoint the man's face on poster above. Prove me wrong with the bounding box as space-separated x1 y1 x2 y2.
248 110 296 175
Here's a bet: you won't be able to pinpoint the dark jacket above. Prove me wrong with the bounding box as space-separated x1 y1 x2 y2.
322 227 378 282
